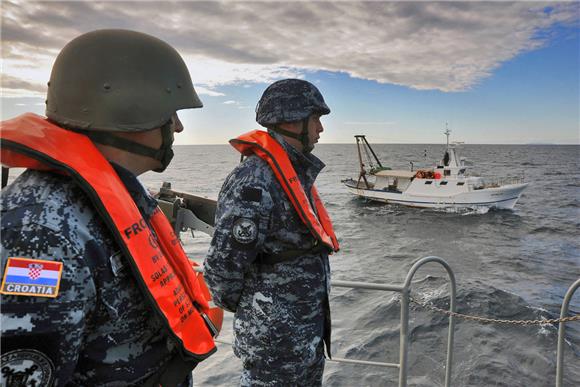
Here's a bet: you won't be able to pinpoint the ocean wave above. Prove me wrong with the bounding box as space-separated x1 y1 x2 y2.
413 206 491 215
559 202 580 208
530 226 563 234
544 171 566 176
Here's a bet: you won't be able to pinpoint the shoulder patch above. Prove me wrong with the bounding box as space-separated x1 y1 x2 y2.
232 217 258 244
241 187 262 203
1 258 63 298
1 349 55 387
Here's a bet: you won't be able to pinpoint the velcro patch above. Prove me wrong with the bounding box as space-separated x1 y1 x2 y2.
1 349 55 386
1 258 63 298
232 217 258 245
241 187 262 203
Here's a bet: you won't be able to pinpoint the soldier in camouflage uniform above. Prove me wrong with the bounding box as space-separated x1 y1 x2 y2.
1 30 209 386
204 79 337 386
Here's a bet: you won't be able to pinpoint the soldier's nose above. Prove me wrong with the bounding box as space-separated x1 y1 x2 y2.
173 114 184 133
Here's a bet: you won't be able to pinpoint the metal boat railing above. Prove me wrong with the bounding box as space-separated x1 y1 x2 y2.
481 176 526 188
556 278 580 387
332 256 456 387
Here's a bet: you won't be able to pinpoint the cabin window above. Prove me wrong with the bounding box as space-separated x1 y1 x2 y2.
457 182 465 186
443 151 450 166
444 170 451 176
425 181 433 185
436 165 444 169
459 169 466 174
440 181 448 185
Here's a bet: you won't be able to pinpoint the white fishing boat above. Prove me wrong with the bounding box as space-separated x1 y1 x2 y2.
342 129 528 210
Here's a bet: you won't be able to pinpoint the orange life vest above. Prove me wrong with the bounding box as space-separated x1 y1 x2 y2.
0 113 217 360
230 130 339 252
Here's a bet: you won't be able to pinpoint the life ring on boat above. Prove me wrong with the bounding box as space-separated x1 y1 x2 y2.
434 172 442 180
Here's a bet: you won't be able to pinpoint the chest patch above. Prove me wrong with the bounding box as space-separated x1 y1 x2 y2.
232 218 258 244
0 349 55 387
1 258 63 298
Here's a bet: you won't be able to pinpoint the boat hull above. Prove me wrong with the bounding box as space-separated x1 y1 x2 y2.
344 181 528 210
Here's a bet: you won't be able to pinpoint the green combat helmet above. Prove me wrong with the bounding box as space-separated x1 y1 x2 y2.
46 29 202 132
46 29 202 172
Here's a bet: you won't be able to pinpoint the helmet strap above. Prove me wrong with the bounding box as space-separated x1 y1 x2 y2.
271 119 312 153
153 123 175 172
85 121 174 172
270 125 301 141
300 118 313 153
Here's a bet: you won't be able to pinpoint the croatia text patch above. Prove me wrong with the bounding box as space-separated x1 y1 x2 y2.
1 258 63 298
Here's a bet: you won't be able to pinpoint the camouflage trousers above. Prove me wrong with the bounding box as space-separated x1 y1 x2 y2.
240 352 325 387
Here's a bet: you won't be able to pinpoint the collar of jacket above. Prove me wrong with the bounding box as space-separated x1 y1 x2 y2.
111 162 158 221
267 129 325 190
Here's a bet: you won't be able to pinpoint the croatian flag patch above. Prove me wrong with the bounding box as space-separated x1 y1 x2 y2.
1 258 63 298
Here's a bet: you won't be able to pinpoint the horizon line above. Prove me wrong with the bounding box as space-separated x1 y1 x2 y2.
175 142 580 146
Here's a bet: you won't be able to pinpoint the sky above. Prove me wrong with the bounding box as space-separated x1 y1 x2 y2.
1 0 579 145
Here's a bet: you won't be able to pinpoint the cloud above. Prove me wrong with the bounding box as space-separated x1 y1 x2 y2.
221 99 253 109
195 86 226 97
1 74 47 97
1 1 577 98
182 57 305 87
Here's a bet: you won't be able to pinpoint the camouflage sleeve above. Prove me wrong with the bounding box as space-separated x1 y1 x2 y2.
0 223 97 385
204 176 274 313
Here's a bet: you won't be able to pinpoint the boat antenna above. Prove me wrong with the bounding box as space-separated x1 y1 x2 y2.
444 122 451 149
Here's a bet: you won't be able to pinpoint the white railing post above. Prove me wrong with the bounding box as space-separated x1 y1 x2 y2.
399 256 457 387
556 278 580 387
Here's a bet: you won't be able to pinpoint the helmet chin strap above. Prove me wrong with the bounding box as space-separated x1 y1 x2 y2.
299 118 313 153
84 121 174 172
272 118 312 153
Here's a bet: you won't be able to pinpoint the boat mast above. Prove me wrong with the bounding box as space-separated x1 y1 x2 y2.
362 136 383 168
355 135 365 173
444 122 451 150
355 135 377 188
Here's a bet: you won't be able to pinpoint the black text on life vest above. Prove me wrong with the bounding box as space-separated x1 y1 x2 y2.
124 218 148 239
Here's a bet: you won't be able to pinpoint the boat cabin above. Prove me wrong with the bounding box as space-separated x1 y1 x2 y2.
373 170 415 192
435 145 467 180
